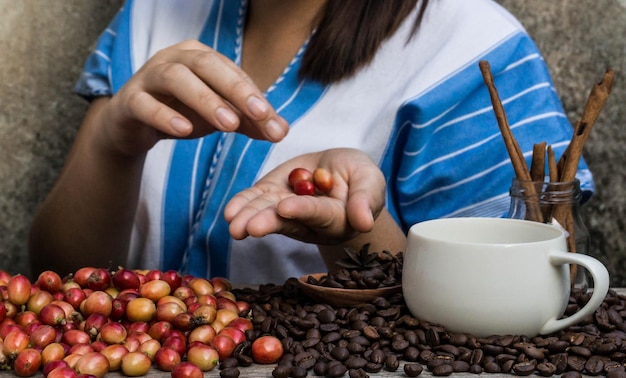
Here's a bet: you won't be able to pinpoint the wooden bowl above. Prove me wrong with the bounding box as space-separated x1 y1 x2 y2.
297 273 402 308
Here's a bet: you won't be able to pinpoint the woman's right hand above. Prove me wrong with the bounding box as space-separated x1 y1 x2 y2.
96 40 289 157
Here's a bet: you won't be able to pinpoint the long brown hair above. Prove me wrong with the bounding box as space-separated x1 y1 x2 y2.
300 0 429 84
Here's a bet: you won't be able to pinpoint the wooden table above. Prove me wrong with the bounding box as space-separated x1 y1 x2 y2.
0 289 622 378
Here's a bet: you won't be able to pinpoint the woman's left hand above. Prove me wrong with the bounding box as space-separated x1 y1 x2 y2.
224 148 386 245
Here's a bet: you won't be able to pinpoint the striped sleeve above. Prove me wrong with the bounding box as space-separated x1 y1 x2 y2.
73 3 126 98
388 32 592 231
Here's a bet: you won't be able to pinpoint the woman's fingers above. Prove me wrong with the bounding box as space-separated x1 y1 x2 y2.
161 44 289 141
116 41 288 143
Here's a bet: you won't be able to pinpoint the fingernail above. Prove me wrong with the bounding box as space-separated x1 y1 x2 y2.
216 107 238 129
171 117 191 134
246 95 269 119
266 119 286 141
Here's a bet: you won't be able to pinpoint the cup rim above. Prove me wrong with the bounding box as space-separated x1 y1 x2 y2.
408 217 564 246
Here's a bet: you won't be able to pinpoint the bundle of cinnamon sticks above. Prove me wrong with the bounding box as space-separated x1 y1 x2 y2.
479 60 614 281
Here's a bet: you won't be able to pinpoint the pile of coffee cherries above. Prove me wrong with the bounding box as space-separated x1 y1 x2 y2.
0 267 282 377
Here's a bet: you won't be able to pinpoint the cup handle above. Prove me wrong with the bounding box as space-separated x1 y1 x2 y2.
540 251 610 335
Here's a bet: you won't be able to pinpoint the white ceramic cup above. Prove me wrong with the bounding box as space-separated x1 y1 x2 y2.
402 217 610 337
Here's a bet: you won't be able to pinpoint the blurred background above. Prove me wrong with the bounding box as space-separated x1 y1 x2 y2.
1 1 625 284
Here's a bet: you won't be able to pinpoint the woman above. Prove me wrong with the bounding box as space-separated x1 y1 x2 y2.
29 0 592 284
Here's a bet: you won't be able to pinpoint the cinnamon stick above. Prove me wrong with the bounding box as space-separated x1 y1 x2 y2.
479 60 542 222
558 68 615 182
479 61 532 182
552 68 614 258
547 146 558 183
542 146 560 223
530 142 547 182
552 69 613 283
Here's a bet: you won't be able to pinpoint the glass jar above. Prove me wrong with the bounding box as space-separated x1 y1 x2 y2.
506 178 590 291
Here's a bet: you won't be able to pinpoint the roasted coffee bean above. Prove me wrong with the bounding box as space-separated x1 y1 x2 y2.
384 354 400 371
291 342 305 355
597 342 619 354
567 355 587 372
536 362 557 377
418 349 436 364
361 325 379 340
313 361 327 376
219 367 240 378
271 365 291 378
512 361 536 376
219 358 239 369
294 352 316 370
377 307 399 320
397 315 420 328
495 335 515 347
605 361 626 374
495 353 517 365
585 356 605 375
319 323 340 332
322 331 342 344
345 355 368 370
547 339 570 353
403 363 423 377
447 333 468 346
569 333 586 346
236 354 253 367
483 344 504 355
451 360 470 372
435 344 459 357
404 346 420 362
501 359 514 374
457 347 472 363
483 361 501 373
426 355 453 371
296 319 316 334
348 368 368 378
391 339 409 352
306 327 321 339
469 348 484 365
330 346 350 361
369 348 386 364
290 366 307 378
260 316 274 333
349 335 371 347
363 362 383 373
278 350 294 364
300 337 319 349
523 345 545 360
327 363 348 378
431 363 454 376
611 351 626 362
551 353 568 374
468 364 483 374
561 371 583 378
378 326 394 339
608 308 623 325
352 319 368 332
232 340 251 357
274 324 289 339
608 372 626 378
569 345 592 358
289 326 306 338
425 327 440 346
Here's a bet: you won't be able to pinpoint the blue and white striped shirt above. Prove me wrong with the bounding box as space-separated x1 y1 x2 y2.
75 0 593 284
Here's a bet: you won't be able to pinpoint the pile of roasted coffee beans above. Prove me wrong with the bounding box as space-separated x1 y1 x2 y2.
233 283 626 377
306 247 403 290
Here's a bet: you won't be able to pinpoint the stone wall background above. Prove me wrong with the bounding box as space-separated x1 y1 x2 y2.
1 1 625 284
